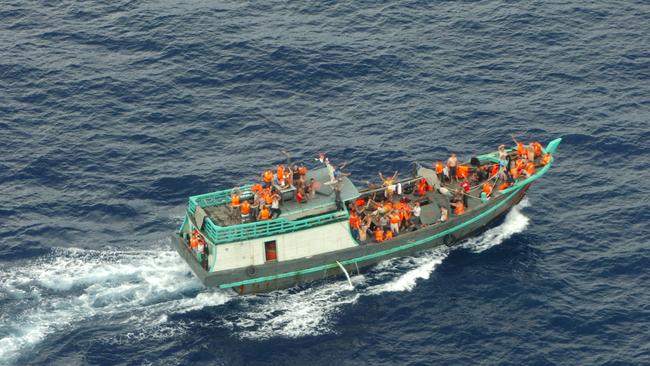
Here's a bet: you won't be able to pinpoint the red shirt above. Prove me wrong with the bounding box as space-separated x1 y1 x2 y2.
461 181 470 193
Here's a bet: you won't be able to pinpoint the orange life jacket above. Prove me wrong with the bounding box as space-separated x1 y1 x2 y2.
264 193 273 205
355 198 366 207
491 164 499 176
541 154 552 165
533 142 543 157
455 203 465 216
259 208 270 220
383 202 392 211
510 167 520 179
385 230 393 240
498 182 510 190
263 170 273 183
241 201 250 215
390 214 400 224
277 165 285 181
516 142 526 157
231 194 240 207
349 214 360 229
298 166 308 176
435 161 444 174
375 229 384 242
190 236 198 249
457 165 469 179
482 182 493 197
417 179 427 196
526 162 535 175
252 183 263 193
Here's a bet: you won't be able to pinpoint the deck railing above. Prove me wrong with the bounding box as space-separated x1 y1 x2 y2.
202 210 348 244
187 185 348 244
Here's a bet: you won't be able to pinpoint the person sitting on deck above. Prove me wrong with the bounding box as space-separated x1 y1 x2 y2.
276 164 287 188
379 170 399 200
439 207 449 223
262 169 274 188
447 153 458 182
296 186 306 204
230 187 241 209
384 230 394 241
270 191 281 219
450 200 465 216
258 206 271 221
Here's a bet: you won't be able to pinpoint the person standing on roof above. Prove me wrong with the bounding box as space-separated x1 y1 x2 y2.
447 153 458 183
270 190 282 219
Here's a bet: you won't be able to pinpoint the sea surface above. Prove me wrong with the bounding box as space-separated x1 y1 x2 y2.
1 1 649 365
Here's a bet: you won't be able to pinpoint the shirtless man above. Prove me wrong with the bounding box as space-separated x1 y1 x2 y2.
447 153 458 182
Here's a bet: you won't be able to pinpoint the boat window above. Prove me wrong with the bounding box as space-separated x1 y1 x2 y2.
264 240 277 262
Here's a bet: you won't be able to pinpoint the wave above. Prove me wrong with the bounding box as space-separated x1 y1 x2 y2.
0 201 530 361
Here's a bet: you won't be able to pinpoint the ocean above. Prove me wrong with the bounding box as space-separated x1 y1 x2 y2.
1 1 649 365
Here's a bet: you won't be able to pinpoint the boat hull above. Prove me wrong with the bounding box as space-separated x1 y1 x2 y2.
173 184 529 295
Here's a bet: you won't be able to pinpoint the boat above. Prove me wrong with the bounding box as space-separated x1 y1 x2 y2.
172 138 562 294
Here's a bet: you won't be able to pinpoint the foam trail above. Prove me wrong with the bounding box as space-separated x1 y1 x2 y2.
461 198 530 253
0 246 233 364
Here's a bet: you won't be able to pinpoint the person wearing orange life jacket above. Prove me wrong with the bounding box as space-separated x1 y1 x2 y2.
457 164 470 180
450 201 465 216
416 178 427 197
524 162 535 177
374 227 384 243
490 164 499 177
384 230 394 240
349 212 361 240
482 182 493 198
298 165 308 177
258 206 271 221
512 134 527 157
532 142 543 158
389 211 400 235
434 161 445 183
189 234 198 251
230 187 241 208
460 178 470 208
541 153 552 166
276 164 286 187
262 169 273 188
240 200 251 222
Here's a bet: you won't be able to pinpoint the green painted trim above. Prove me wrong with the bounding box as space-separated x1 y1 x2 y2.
218 187 523 289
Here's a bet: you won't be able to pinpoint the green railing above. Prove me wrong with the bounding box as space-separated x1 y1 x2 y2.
202 210 348 244
188 184 254 216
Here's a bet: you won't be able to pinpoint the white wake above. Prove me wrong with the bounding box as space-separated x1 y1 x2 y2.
0 200 530 360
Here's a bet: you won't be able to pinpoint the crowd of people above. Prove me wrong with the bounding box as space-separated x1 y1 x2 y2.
230 161 319 222
224 138 552 243
350 136 552 244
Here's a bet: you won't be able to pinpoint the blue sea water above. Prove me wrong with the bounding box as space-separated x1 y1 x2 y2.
1 0 649 364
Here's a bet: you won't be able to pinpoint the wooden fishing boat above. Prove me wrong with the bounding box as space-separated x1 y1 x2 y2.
173 138 561 294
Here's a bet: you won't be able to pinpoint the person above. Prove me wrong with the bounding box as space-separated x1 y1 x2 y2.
230 187 241 208
296 187 306 204
262 169 273 188
439 207 448 222
379 170 399 200
298 164 308 178
460 178 470 208
349 212 360 240
251 193 262 221
258 206 271 221
374 227 384 243
379 214 389 232
541 153 552 166
240 200 251 222
412 202 422 228
447 153 458 182
435 161 445 183
190 232 198 251
277 164 286 187
358 220 369 243
270 191 281 218
512 134 526 157
482 181 493 198
416 178 427 197
384 230 394 240
450 200 465 216
308 178 319 199
389 211 400 235
532 142 543 158
523 161 535 177
498 144 508 167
